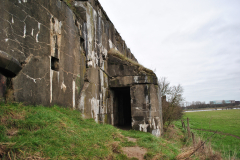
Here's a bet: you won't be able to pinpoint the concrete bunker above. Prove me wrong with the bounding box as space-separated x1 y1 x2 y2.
107 49 163 135
0 0 163 136
112 87 132 129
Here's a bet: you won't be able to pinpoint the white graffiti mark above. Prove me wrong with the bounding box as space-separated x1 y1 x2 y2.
152 126 161 137
31 29 34 36
152 118 156 129
90 97 100 122
139 121 149 132
36 22 41 42
36 33 39 42
145 76 148 83
50 65 53 103
23 24 26 38
134 76 138 83
78 82 89 117
61 82 66 92
73 80 76 109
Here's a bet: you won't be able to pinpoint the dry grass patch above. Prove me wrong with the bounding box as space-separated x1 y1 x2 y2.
112 131 125 141
6 128 19 138
122 146 147 160
0 142 16 159
126 137 137 143
0 112 25 125
177 138 222 160
110 141 121 153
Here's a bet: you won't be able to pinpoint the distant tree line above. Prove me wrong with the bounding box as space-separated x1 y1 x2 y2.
184 101 239 110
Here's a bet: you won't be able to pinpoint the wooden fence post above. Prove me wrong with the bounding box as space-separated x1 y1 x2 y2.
181 120 186 130
182 121 186 130
192 132 195 146
187 117 191 138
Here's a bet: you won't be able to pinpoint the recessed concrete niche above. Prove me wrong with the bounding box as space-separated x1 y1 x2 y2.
0 50 22 78
112 87 132 129
51 57 59 71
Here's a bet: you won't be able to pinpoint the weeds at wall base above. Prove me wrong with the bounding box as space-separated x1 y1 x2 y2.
1 103 229 159
0 103 181 159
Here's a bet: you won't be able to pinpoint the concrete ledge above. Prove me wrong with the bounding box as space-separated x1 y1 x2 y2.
0 50 22 78
109 76 158 87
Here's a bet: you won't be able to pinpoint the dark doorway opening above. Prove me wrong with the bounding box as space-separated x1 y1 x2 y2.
112 87 132 129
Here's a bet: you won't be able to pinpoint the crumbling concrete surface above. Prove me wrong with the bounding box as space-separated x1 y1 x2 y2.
0 0 163 136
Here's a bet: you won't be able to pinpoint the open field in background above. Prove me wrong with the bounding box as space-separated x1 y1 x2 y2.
0 103 184 160
175 110 240 159
184 107 240 112
184 110 240 137
183 106 240 111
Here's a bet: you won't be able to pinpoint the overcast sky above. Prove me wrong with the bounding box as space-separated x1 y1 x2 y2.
98 0 240 104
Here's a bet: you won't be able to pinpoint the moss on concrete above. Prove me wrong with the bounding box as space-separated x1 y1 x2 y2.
104 114 108 124
108 48 155 76
62 0 85 21
63 0 74 8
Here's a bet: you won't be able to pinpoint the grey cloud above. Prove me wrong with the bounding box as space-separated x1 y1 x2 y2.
236 59 240 64
99 0 240 103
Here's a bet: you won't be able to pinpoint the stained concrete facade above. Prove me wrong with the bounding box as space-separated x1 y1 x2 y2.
0 0 163 136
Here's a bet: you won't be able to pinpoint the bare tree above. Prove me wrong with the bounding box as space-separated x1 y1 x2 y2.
192 101 195 105
158 77 171 96
159 77 184 128
168 84 184 106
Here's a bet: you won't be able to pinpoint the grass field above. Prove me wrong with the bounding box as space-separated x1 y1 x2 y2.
176 110 240 159
0 102 184 159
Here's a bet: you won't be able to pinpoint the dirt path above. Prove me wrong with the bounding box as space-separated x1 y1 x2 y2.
194 128 240 139
122 137 147 160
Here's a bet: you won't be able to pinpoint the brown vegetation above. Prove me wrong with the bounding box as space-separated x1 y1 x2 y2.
0 111 25 125
122 146 147 160
177 138 222 160
162 96 183 128
159 77 184 128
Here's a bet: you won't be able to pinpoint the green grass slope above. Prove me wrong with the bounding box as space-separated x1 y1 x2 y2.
176 110 240 159
0 103 183 160
184 110 240 137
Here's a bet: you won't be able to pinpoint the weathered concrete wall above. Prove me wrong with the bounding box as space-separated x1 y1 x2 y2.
107 52 162 136
0 0 163 136
0 0 86 107
74 1 138 124
131 84 162 136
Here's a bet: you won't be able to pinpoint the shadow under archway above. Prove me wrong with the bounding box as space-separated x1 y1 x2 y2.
112 87 132 130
